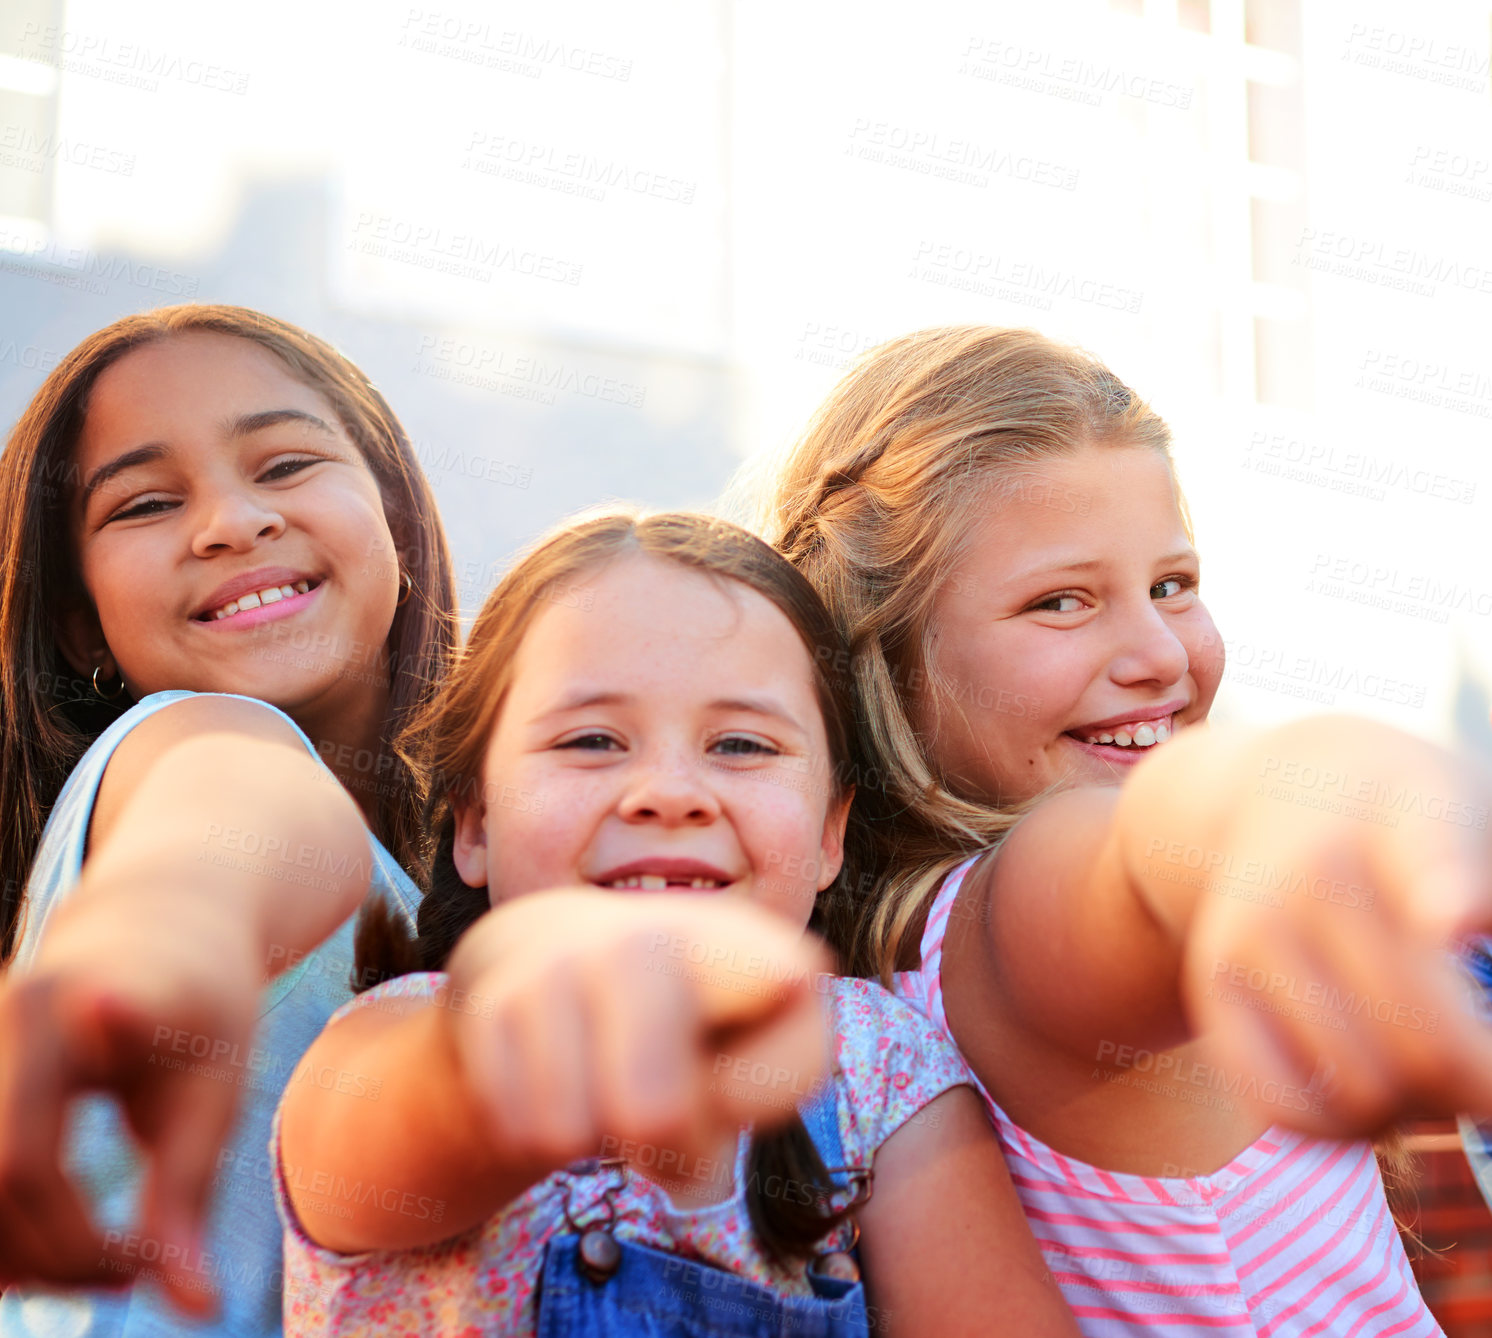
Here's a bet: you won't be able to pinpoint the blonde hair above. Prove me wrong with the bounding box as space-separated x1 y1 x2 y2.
761 325 1180 980
761 326 1420 1220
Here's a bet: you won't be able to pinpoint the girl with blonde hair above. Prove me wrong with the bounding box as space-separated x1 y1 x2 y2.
758 325 1475 1334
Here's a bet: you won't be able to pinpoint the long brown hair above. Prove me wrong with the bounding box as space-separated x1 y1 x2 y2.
0 304 456 960
758 325 1180 978
357 509 866 1260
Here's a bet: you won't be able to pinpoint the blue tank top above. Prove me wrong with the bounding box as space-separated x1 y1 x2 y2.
0 691 422 1338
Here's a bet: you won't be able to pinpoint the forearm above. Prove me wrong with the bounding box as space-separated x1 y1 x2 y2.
1116 715 1485 942
46 734 372 977
282 1000 552 1252
1110 722 1266 940
991 719 1448 1056
289 892 835 1251
1122 718 1492 1132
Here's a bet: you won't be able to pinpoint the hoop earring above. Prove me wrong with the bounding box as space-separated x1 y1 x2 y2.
92 665 125 701
397 569 413 607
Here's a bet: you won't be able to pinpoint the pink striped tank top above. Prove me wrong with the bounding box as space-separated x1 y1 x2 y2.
892 855 1442 1337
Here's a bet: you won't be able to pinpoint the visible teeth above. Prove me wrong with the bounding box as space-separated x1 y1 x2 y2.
1078 720 1174 749
606 873 724 890
205 581 316 621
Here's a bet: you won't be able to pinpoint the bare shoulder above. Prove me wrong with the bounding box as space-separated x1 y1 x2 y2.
944 786 1132 1030
92 696 313 851
285 985 442 1100
862 1082 987 1178
857 1084 1081 1337
994 786 1124 896
964 787 1128 950
937 788 1123 962
302 986 436 1061
951 782 1188 1063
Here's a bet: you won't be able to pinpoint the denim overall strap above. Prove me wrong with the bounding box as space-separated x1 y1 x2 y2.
534 1081 869 1336
536 1234 868 1338
798 1079 851 1191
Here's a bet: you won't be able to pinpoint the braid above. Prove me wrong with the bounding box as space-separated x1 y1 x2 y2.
351 793 490 990
413 822 491 971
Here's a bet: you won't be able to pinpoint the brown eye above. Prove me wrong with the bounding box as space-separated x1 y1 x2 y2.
107 496 174 522
260 458 319 481
1151 578 1192 599
556 733 620 751
712 735 777 756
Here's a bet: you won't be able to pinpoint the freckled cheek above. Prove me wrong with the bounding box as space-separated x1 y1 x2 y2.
507 787 598 878
940 644 987 704
749 866 819 930
489 825 567 899
744 806 817 874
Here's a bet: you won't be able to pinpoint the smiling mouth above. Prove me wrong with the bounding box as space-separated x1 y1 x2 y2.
194 578 322 622
597 875 731 891
1065 715 1176 752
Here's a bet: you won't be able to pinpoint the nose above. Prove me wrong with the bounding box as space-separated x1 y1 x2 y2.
1106 599 1190 690
617 756 721 827
189 483 286 557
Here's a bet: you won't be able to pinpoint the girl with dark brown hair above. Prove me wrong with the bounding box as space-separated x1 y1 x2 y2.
0 305 455 1336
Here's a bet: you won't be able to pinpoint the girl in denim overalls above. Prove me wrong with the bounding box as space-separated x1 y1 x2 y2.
275 512 1083 1337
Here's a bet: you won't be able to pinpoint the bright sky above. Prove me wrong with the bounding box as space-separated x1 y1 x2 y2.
6 0 1491 743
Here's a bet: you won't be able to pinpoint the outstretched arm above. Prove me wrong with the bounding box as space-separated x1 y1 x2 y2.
966 716 1492 1134
1128 717 1492 1132
281 889 831 1252
0 695 372 1310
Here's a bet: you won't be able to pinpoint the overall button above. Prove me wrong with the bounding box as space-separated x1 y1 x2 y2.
813 1251 860 1283
578 1228 622 1283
